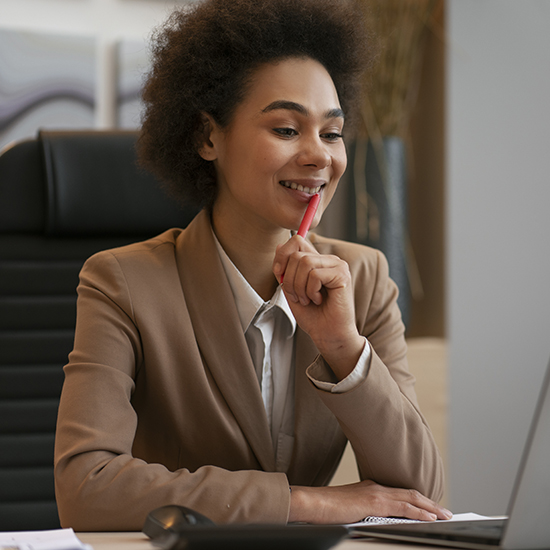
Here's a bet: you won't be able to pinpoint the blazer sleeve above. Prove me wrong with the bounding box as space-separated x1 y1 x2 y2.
54 250 290 531
306 245 445 502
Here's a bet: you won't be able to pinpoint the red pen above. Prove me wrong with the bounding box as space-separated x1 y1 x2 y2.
297 193 320 238
280 193 320 284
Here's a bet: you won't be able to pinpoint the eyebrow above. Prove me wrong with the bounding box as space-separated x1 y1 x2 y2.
261 100 345 120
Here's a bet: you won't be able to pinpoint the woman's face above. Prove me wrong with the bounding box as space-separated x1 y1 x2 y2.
204 57 347 235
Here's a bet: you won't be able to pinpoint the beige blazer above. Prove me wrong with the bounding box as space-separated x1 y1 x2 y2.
54 210 444 531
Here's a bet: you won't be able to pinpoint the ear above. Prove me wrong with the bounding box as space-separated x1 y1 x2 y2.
197 112 219 161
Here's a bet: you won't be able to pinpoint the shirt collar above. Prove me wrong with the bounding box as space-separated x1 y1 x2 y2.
212 229 296 335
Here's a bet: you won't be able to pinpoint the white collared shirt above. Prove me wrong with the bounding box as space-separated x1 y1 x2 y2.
213 232 371 472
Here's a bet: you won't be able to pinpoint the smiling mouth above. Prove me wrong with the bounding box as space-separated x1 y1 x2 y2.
280 181 323 194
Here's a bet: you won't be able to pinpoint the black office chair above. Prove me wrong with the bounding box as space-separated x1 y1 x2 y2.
0 130 199 530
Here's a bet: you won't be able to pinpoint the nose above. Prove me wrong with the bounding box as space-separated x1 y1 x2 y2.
297 136 331 169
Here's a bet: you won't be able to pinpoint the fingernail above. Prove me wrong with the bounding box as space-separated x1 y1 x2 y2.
443 508 453 519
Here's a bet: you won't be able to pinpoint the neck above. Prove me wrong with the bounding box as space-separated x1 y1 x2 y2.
211 207 288 301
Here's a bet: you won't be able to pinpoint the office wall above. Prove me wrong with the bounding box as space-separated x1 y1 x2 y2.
1 0 192 128
446 0 550 514
407 4 446 338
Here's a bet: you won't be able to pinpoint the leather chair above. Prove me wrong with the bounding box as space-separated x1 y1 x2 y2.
0 130 199 530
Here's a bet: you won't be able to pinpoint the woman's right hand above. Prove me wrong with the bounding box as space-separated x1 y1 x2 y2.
288 480 452 524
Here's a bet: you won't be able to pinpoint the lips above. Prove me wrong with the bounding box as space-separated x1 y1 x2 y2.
279 180 323 195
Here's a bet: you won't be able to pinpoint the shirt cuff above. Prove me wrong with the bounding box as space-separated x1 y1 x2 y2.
309 337 371 393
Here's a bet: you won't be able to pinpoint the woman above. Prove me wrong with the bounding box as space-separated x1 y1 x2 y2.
54 0 449 530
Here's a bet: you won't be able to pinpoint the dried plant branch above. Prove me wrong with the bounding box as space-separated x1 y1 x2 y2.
352 0 441 303
358 0 438 139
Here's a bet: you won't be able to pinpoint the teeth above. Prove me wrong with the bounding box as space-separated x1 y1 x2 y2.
280 181 322 194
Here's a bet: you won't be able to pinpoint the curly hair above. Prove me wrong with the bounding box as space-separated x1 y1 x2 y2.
137 0 370 209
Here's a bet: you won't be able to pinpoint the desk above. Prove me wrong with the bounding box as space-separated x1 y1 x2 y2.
78 531 423 550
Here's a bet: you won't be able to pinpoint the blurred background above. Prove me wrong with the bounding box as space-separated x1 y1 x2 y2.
2 0 549 516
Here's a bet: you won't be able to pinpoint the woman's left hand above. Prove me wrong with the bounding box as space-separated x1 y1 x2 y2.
272 235 365 380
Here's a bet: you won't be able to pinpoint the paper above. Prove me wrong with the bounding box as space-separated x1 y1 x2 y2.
0 529 92 550
346 512 505 528
441 513 507 522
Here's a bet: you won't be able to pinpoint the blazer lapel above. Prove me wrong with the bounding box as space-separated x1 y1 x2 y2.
287 327 343 485
175 210 276 472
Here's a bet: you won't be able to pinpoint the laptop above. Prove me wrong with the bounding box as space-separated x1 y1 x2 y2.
351 356 550 550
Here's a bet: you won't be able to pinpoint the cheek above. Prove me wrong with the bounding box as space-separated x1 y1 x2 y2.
259 141 292 170
334 146 347 179
243 138 284 175
319 147 346 213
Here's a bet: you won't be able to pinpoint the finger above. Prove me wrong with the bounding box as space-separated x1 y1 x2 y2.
272 244 287 284
404 489 452 521
291 254 323 306
284 254 341 305
273 236 317 283
388 501 436 522
280 251 305 303
303 266 347 306
388 489 452 521
305 268 324 306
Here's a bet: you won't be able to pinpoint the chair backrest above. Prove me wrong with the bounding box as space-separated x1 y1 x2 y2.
0 130 199 530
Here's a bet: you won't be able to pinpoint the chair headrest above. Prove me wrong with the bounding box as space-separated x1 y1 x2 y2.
0 130 199 237
0 138 45 233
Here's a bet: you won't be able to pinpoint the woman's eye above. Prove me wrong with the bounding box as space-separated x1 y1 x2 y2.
321 132 344 142
273 128 298 137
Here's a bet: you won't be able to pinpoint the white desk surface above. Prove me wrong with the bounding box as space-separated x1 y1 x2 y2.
78 531 422 550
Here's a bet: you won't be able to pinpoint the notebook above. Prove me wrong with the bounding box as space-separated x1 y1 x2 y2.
351 355 550 550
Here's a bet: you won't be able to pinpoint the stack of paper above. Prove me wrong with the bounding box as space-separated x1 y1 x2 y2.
0 529 92 550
